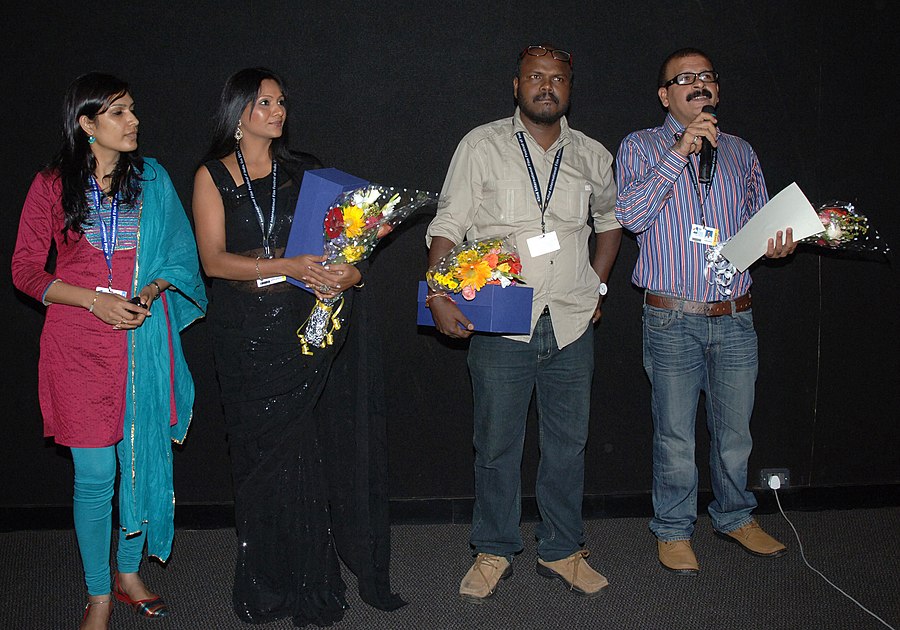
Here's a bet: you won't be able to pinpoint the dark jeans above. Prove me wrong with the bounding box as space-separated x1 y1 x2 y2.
467 312 593 562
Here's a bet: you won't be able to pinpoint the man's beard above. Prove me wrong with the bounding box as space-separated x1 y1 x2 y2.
518 94 568 125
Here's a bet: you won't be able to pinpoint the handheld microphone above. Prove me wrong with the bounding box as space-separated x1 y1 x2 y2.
698 105 717 184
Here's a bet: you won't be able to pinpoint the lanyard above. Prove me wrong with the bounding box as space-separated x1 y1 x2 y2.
515 131 563 234
235 148 278 257
90 177 119 290
677 132 718 224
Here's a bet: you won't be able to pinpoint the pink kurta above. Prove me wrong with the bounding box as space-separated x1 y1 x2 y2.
12 171 137 447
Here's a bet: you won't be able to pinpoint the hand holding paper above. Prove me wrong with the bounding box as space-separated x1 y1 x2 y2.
719 182 823 271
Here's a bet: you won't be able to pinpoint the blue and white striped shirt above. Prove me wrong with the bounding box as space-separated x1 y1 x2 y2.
615 113 768 302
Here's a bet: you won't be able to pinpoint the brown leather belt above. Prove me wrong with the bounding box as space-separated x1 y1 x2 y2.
644 292 752 317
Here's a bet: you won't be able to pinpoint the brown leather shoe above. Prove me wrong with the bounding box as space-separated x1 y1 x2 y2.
716 520 787 557
459 553 512 603
536 549 609 597
657 540 699 574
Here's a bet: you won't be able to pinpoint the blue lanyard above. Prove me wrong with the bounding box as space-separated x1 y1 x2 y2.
515 131 563 234
675 132 718 224
90 177 119 289
235 148 278 257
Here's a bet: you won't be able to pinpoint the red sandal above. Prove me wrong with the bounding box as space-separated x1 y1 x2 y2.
113 572 169 618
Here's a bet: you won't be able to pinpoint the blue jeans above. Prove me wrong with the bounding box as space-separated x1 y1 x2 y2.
467 312 593 562
642 303 758 541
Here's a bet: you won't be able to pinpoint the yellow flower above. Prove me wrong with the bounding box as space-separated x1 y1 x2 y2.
456 249 481 266
343 205 365 238
342 245 365 262
455 258 492 291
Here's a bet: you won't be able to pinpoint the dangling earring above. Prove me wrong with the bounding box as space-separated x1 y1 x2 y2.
88 135 96 144
234 121 243 142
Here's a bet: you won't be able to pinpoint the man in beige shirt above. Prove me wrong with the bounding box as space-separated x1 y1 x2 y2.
426 44 622 602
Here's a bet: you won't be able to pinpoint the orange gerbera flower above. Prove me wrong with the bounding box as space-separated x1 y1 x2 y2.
454 258 492 290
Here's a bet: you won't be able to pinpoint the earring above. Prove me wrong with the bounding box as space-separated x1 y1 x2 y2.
88 135 96 144
234 121 243 142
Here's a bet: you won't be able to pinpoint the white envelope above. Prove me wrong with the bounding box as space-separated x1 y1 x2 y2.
720 182 824 271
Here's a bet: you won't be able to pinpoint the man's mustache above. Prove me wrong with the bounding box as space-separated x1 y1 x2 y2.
534 94 559 104
687 89 713 101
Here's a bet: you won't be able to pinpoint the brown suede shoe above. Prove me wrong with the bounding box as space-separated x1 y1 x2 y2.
715 520 787 557
657 540 699 575
536 549 609 597
459 553 512 603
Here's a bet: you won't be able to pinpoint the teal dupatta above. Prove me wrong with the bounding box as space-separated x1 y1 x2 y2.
120 158 207 561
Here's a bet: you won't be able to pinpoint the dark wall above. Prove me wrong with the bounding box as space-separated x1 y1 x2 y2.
2 1 897 511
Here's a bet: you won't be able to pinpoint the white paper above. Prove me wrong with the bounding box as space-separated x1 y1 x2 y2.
719 182 824 272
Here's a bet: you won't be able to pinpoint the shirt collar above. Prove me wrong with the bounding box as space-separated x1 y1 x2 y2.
512 107 571 151
663 112 685 137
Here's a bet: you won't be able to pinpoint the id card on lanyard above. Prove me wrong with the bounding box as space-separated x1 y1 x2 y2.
90 177 127 297
515 131 563 258
236 148 287 287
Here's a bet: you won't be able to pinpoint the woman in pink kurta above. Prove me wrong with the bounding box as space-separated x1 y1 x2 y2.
12 73 206 630
16 170 136 447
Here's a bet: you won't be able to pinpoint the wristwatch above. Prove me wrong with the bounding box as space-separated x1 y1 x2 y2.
598 282 608 296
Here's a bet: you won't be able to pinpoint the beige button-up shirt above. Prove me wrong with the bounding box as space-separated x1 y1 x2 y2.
427 109 618 348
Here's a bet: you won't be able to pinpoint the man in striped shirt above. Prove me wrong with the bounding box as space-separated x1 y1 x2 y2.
615 47 796 575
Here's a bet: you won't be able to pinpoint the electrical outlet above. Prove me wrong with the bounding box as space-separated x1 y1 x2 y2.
760 468 790 489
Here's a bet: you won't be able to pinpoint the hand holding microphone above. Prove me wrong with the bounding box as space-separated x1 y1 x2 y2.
674 106 718 161
698 105 717 183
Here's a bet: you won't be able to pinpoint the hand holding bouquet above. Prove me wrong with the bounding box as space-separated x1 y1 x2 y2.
298 184 437 354
426 235 525 301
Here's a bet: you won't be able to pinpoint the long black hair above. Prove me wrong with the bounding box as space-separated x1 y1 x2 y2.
202 67 296 165
47 72 144 236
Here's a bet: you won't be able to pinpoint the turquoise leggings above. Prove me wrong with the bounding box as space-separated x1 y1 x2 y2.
71 445 146 595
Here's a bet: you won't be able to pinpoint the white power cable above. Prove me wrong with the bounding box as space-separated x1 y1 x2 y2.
770 483 897 629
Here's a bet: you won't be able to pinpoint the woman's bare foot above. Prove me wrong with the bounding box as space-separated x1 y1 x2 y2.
113 571 169 616
114 571 157 602
79 595 112 630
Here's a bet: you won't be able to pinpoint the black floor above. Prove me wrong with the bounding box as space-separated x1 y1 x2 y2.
2 508 898 629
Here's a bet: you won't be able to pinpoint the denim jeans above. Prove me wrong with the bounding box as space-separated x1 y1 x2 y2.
642 303 758 541
467 312 593 562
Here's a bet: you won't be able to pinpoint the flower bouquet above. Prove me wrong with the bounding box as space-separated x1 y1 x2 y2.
801 201 890 257
426 235 525 300
297 184 437 355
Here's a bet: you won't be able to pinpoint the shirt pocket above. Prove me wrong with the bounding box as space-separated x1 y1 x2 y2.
483 179 528 224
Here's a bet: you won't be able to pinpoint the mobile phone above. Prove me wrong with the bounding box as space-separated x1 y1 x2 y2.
128 296 148 309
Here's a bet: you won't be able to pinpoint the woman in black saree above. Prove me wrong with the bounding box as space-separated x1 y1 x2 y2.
191 67 405 627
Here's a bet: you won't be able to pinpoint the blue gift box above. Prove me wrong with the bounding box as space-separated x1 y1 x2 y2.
416 281 534 334
285 168 368 291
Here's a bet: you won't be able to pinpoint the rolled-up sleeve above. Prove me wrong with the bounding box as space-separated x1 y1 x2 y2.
426 136 484 248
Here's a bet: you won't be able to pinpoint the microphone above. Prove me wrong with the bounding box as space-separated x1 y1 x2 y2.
698 105 717 184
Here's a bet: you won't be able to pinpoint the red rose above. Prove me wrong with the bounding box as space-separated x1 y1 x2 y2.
324 207 344 238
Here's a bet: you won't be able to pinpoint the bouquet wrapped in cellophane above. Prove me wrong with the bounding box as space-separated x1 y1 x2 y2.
297 184 437 355
426 235 525 301
801 201 890 257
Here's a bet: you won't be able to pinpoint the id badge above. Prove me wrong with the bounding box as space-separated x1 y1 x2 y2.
96 285 127 298
527 231 561 257
257 275 287 287
689 224 719 246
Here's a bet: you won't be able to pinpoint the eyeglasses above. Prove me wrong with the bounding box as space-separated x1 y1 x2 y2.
519 45 573 67
663 71 719 88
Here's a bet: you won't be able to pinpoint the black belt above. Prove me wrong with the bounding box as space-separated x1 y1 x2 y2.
645 292 751 317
